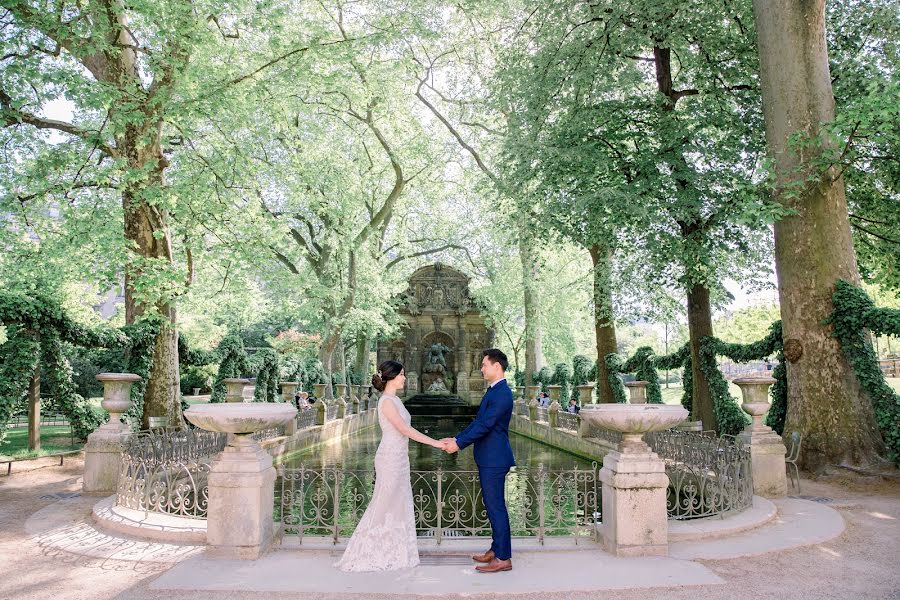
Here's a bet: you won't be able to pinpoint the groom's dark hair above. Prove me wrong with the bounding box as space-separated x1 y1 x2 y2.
482 348 508 372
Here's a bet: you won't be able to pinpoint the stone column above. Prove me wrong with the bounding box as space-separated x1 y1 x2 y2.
349 385 360 414
598 430 671 556
224 378 250 403
624 381 648 404
83 373 141 494
281 381 298 404
548 399 560 428
207 435 276 559
547 385 562 421
405 372 419 397
528 397 539 421
735 375 787 498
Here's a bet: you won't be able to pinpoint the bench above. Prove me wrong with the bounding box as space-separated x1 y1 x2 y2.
1 449 82 476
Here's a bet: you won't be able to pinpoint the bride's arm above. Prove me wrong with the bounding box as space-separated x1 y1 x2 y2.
380 399 443 448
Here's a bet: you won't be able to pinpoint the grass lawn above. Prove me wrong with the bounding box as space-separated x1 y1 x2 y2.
1 425 82 460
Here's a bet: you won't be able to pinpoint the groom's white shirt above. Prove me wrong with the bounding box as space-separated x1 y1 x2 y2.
488 378 506 389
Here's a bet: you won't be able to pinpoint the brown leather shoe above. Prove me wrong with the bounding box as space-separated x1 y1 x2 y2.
471 549 495 563
475 558 512 573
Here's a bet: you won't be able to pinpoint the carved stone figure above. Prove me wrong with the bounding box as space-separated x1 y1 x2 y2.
423 342 450 374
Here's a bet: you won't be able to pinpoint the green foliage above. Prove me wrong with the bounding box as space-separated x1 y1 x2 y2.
40 330 104 439
180 366 214 395
533 366 554 388
551 363 572 404
0 326 40 447
254 349 280 403
210 334 250 403
570 355 593 400
829 281 900 462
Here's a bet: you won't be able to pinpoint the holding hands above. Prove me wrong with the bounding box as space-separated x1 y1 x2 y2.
432 437 459 454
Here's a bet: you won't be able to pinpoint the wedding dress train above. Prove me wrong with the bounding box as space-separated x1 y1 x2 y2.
334 393 419 571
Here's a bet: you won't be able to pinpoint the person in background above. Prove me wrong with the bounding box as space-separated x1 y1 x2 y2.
567 398 579 414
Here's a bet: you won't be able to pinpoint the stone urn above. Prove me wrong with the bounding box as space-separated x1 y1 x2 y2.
224 378 250 403
547 385 561 405
577 384 594 405
313 383 328 403
525 384 542 402
335 383 348 400
281 381 299 404
83 373 141 494
184 403 296 559
580 403 688 557
96 373 141 431
734 375 787 498
624 380 649 404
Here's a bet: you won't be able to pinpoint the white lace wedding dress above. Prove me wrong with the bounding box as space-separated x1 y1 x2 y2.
334 393 419 572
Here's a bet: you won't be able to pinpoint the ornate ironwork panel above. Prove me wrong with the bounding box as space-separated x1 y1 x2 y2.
295 409 317 431
645 430 753 520
277 464 600 545
556 412 579 431
116 429 227 519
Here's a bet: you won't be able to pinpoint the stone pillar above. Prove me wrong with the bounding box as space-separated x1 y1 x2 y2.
624 381 648 404
281 381 298 404
456 370 469 395
224 378 250 403
206 433 277 559
598 432 670 556
83 373 141 494
315 399 326 425
406 372 419 397
349 385 360 414
528 397 539 421
548 400 560 428
735 375 787 498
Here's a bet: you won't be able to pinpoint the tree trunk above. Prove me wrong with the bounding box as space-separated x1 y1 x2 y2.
686 283 716 431
27 365 40 452
355 335 370 383
519 232 543 385
318 329 340 400
752 0 885 470
122 147 181 429
589 244 619 403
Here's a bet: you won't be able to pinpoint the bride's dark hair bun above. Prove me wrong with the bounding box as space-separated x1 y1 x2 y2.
372 360 404 392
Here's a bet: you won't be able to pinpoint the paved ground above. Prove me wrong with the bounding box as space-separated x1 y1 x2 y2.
1 454 899 600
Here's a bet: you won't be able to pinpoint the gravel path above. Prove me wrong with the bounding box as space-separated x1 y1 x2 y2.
1 455 898 600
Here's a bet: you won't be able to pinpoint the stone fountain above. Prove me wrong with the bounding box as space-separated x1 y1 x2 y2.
184 403 296 559
580 402 687 556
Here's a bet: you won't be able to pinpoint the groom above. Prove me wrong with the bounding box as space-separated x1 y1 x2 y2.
441 348 515 573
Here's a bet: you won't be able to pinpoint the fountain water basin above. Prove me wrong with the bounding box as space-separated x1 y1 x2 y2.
184 403 296 435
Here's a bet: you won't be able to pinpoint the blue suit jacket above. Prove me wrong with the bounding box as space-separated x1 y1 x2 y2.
455 379 515 469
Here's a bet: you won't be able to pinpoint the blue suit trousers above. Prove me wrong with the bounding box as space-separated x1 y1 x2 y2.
479 465 512 560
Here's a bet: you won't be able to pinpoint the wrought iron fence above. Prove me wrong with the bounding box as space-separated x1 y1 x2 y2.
557 411 580 431
251 425 286 441
296 408 317 430
277 464 600 545
116 428 227 519
583 422 623 446
644 430 753 520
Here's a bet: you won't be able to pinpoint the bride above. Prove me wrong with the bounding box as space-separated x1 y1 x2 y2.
334 360 445 572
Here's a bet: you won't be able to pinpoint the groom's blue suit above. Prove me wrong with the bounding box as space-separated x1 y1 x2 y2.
454 378 515 561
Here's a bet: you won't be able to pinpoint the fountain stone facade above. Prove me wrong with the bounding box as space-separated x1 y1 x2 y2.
377 263 495 405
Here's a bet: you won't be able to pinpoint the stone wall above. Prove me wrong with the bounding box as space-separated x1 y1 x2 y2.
263 408 379 463
509 414 615 463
